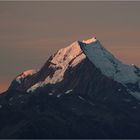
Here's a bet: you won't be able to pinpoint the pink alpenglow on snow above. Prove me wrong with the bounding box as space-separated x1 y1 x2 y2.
82 37 97 44
16 69 37 84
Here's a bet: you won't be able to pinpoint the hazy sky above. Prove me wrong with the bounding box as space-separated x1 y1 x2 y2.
0 1 140 92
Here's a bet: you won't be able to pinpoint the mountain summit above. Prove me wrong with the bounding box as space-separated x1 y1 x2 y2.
9 37 140 100
0 37 140 138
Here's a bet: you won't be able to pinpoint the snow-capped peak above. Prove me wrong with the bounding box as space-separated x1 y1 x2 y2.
26 41 86 92
82 37 97 44
44 41 86 83
10 36 140 101
49 41 84 69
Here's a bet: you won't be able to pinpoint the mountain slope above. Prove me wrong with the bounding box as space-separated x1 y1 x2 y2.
8 37 140 100
0 37 140 138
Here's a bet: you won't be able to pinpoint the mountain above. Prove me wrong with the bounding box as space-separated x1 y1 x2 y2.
0 37 140 138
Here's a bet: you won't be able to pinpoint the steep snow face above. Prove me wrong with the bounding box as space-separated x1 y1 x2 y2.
80 40 140 84
79 38 140 100
27 42 86 92
44 41 86 83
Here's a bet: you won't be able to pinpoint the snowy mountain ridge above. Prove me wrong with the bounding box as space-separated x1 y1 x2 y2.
10 37 140 99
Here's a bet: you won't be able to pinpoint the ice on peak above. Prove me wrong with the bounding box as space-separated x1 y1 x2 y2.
82 37 97 44
45 41 86 83
50 41 84 66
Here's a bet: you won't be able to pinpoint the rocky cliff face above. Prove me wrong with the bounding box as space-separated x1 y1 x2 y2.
0 37 140 138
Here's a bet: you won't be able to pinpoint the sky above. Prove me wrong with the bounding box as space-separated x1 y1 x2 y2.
0 1 140 92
